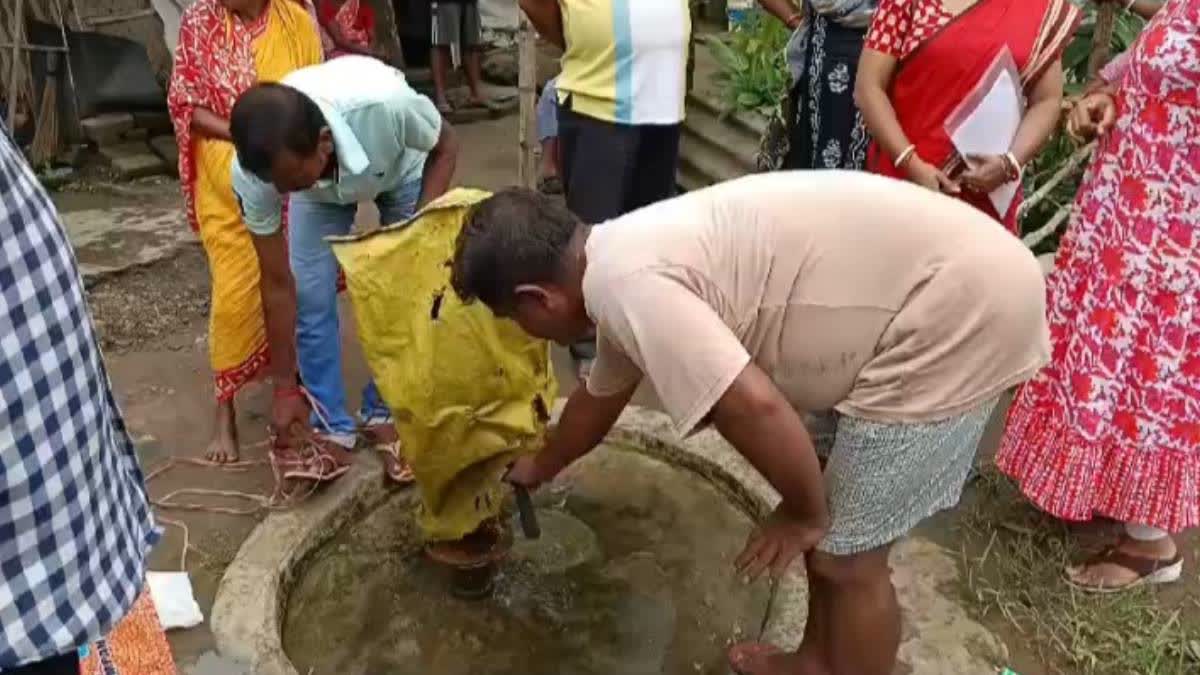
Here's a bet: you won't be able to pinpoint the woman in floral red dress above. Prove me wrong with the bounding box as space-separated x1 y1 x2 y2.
997 0 1199 592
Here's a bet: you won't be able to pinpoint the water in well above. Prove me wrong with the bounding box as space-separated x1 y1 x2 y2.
282 444 773 675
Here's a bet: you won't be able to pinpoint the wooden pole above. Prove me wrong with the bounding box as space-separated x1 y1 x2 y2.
1087 4 1117 78
8 0 27 126
517 12 538 189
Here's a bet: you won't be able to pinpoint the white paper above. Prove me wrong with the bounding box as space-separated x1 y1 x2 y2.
147 571 204 630
946 49 1023 217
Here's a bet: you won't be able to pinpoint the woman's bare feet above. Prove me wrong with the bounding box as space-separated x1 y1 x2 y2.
205 399 240 464
1066 534 1182 592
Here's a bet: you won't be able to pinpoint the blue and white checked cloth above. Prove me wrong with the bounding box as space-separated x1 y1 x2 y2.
0 127 158 670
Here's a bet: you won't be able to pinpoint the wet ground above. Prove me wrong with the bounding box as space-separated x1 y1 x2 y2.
284 447 771 675
57 110 1200 674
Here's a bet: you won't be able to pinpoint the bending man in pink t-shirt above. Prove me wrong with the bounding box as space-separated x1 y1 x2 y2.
450 171 1049 675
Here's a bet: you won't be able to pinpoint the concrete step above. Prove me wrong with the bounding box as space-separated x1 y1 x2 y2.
686 89 769 139
678 131 751 187
676 159 713 194
81 113 135 147
681 107 759 173
99 141 169 179
132 111 173 136
149 136 180 175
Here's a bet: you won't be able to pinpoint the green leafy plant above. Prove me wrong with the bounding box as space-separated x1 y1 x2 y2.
707 11 790 114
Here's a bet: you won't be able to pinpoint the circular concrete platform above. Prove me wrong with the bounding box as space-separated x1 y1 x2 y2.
210 405 1006 675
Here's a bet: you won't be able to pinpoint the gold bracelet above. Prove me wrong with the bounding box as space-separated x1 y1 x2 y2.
895 144 918 169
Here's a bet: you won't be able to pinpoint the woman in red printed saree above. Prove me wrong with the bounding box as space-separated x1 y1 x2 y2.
999 0 1195 593
854 0 1081 233
167 0 321 463
317 0 380 60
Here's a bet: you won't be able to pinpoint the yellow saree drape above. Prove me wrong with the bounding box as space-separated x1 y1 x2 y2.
192 0 321 400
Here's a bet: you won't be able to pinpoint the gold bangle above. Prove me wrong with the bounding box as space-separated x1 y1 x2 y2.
895 144 917 169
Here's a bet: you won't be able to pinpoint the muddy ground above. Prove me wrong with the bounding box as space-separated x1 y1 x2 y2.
58 112 1200 675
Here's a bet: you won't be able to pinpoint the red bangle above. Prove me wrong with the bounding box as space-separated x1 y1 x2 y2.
274 384 305 400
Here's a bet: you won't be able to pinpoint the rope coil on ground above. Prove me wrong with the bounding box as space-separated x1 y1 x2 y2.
144 387 345 571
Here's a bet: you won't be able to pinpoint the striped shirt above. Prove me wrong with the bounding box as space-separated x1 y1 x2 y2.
557 0 691 125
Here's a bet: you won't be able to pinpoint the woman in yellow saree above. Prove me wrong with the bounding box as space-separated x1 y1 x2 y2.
168 0 321 462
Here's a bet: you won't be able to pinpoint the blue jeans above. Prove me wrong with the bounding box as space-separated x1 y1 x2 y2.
288 178 421 436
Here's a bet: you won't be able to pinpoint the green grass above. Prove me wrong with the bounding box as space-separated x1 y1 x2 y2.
956 470 1200 675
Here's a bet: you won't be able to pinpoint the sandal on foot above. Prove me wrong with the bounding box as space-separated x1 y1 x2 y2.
271 439 351 483
435 101 453 115
376 440 415 485
728 642 784 675
1065 546 1183 593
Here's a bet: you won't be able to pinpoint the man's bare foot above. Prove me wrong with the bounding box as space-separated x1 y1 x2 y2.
205 400 240 463
1066 534 1182 591
728 642 817 675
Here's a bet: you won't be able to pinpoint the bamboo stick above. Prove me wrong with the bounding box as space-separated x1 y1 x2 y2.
1018 141 1094 217
517 11 537 189
7 0 26 125
1087 4 1117 77
1022 201 1074 249
52 0 79 139
0 42 68 53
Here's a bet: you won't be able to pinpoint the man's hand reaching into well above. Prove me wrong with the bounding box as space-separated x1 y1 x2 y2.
504 454 561 491
503 381 639 491
736 506 828 581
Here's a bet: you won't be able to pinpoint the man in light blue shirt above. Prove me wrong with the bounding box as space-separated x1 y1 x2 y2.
230 56 458 477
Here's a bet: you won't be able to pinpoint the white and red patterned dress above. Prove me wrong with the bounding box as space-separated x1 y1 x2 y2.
997 0 1200 532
